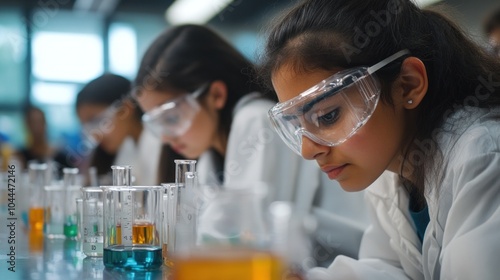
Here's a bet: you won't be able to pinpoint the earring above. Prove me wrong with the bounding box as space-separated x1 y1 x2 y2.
407 100 413 104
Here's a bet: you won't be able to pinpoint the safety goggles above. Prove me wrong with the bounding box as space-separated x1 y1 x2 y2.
268 50 410 155
82 102 121 139
142 84 208 138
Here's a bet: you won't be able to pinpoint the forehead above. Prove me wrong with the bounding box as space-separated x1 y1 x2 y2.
136 89 179 111
77 103 108 123
271 64 343 102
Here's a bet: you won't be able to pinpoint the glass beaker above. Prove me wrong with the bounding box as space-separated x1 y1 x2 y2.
44 184 65 238
172 182 285 280
82 187 104 257
101 185 163 270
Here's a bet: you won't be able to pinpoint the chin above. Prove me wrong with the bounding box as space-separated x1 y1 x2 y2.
337 179 369 192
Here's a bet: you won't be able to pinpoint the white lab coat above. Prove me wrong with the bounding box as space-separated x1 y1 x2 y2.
114 128 162 185
197 93 369 262
197 93 321 213
307 106 500 280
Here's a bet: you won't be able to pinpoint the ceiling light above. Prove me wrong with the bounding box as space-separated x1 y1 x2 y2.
166 0 233 25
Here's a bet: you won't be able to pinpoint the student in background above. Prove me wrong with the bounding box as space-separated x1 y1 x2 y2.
134 24 315 202
16 105 73 174
76 73 165 185
262 0 500 279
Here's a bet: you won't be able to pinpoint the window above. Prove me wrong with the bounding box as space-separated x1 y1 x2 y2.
0 8 27 149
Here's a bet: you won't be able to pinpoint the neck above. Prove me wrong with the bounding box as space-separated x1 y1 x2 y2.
30 138 50 155
212 129 228 156
129 121 143 144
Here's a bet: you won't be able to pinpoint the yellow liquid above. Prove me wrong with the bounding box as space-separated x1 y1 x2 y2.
163 243 175 268
115 223 155 245
29 207 44 231
171 248 285 280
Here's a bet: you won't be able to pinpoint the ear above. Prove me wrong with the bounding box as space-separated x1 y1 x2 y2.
395 57 428 109
205 80 228 110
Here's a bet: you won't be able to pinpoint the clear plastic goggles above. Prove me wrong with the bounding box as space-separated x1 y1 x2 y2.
142 85 208 138
82 102 120 141
268 50 410 155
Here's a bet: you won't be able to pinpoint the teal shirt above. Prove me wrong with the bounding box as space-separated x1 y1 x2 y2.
409 205 430 242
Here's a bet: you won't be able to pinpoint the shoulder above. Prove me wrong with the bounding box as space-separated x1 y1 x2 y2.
233 95 274 120
231 94 275 128
433 107 500 196
442 107 500 164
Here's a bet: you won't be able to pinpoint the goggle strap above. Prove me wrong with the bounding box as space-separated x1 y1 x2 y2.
192 83 210 99
367 49 411 75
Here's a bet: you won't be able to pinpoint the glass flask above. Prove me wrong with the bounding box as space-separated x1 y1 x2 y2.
171 182 286 280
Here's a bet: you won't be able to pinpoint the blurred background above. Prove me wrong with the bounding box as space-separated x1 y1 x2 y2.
0 0 498 153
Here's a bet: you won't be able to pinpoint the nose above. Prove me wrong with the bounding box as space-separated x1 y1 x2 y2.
301 135 329 160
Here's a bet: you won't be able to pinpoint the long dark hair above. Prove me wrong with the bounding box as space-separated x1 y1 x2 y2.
261 0 500 199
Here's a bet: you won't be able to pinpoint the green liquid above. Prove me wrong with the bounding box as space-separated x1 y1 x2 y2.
103 245 162 271
64 223 78 238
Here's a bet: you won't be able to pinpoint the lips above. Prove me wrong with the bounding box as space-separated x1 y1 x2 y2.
171 144 185 154
321 164 348 180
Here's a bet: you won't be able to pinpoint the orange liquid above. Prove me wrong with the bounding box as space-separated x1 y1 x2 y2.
28 231 44 252
29 207 44 231
171 248 285 280
115 223 155 245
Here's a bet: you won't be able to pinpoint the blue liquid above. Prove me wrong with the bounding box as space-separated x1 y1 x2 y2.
103 245 162 271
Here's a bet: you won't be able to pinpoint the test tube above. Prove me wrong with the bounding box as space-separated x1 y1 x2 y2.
111 165 132 186
63 168 81 239
175 171 198 253
173 160 197 255
76 198 83 252
161 183 176 267
28 162 49 231
82 187 104 257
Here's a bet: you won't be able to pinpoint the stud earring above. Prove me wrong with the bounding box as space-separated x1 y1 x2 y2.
407 100 413 104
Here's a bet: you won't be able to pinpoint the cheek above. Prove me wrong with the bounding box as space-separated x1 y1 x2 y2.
179 112 216 154
338 106 404 188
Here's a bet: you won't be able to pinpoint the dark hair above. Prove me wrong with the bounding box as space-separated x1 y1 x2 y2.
76 73 131 106
261 0 500 202
134 24 266 145
484 6 500 36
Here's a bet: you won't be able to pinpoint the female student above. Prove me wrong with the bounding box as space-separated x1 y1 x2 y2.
262 0 500 279
76 73 164 185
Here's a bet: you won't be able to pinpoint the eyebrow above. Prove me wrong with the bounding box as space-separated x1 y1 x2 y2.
299 76 358 114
